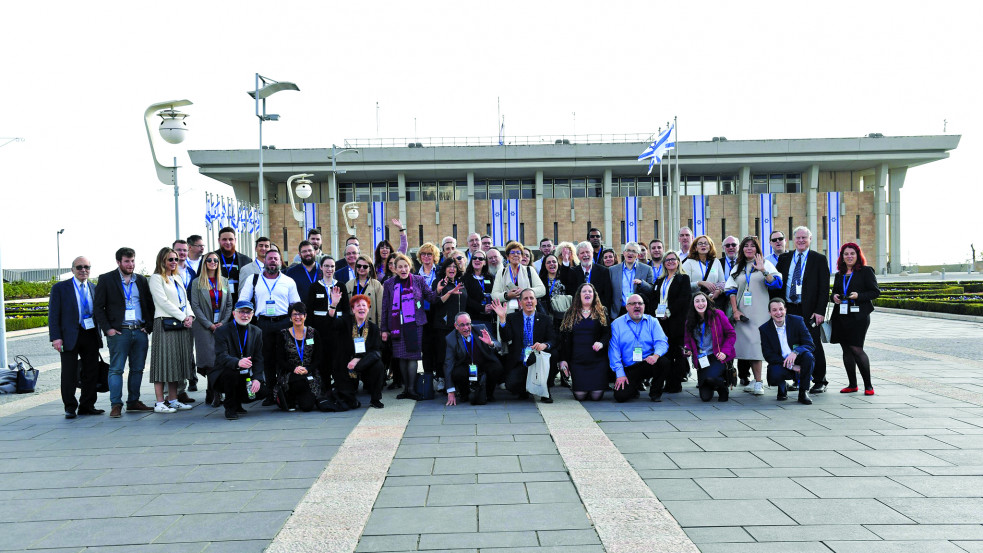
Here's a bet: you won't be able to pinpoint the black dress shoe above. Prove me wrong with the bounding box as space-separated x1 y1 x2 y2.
65 411 77 419
370 400 384 409
236 407 247 414
261 397 276 406
77 408 105 415
809 383 827 394
650 394 662 402
540 396 553 404
798 392 813 405
225 411 238 420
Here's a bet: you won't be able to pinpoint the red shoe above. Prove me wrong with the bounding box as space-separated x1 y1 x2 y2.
864 388 875 396
840 386 858 393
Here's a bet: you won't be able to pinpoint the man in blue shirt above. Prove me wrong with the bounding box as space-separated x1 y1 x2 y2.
609 294 670 402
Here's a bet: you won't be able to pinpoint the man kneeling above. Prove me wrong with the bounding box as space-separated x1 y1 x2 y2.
214 301 268 420
759 297 815 405
444 313 504 406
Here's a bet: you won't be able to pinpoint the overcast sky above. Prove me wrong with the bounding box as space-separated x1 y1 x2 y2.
2 0 979 274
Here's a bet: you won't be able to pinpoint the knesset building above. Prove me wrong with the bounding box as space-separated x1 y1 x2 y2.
189 132 959 274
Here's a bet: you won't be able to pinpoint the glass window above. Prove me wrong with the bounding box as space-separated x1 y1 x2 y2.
572 178 587 199
589 177 602 198
338 182 353 203
438 181 454 202
421 181 436 202
769 174 784 194
370 182 386 202
720 176 735 195
542 178 554 199
505 179 520 200
553 178 570 199
488 179 503 200
355 182 371 203
703 176 718 196
388 181 400 202
637 177 653 197
685 175 701 196
752 174 768 195
785 173 801 193
521 179 535 199
474 179 487 200
405 181 420 202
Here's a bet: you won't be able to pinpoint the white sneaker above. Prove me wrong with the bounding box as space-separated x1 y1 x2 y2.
168 400 192 411
744 382 756 393
154 402 176 413
752 381 764 395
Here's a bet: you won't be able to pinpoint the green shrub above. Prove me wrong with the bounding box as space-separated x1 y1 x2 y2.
2 280 55 300
4 316 48 331
874 298 983 316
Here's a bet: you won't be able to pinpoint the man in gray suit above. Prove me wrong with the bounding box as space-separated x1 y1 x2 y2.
608 242 655 319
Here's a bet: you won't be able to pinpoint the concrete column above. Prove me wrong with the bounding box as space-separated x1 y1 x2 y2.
467 172 476 234
806 164 819 252
397 173 407 236
535 171 544 243
603 169 613 247
873 163 889 274
328 172 339 257
738 166 750 238
888 166 907 273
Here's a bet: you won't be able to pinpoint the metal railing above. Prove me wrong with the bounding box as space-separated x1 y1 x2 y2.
342 133 657 149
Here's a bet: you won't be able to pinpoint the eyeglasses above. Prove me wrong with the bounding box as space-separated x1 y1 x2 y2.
588 234 601 239
626 301 644 306
696 242 709 247
508 250 521 256
664 258 678 263
771 238 784 242
290 312 305 318
356 264 370 270
420 252 433 257
205 258 220 264
455 256 464 261
472 257 485 261
456 322 472 328
723 244 738 248
166 257 178 262
74 265 91 271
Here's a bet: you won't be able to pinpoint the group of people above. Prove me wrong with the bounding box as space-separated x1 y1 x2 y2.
52 220 881 419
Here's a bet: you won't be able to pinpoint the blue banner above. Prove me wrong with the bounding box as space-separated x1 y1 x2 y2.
491 199 504 246
507 199 520 242
692 195 706 238
304 203 318 233
826 192 841 273
760 193 773 259
625 197 638 244
372 201 386 252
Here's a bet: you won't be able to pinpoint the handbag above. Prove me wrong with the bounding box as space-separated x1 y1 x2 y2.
14 355 39 394
550 294 572 318
415 372 435 400
819 303 833 343
525 351 551 398
161 317 183 331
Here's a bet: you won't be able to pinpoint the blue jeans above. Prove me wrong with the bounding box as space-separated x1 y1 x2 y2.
107 328 149 407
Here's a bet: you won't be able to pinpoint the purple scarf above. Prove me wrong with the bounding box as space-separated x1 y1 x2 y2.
389 278 420 352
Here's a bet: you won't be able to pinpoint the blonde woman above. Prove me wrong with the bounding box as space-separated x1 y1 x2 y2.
345 254 384 324
491 241 546 314
189 252 233 406
148 247 195 413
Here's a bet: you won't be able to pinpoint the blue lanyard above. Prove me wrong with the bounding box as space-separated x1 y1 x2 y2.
209 278 221 309
76 281 90 314
236 327 248 356
724 258 733 277
461 335 474 363
261 274 280 297
321 279 335 306
173 280 184 307
420 267 435 286
355 321 366 337
293 329 305 361
304 266 317 285
697 259 709 278
628 318 646 344
122 277 134 303
622 263 636 285
508 265 519 286
660 276 674 303
843 272 854 298
548 278 558 296
653 264 663 280
222 253 237 278
744 267 754 287
698 321 709 350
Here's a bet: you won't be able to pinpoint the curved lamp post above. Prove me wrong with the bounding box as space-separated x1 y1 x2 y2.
249 74 299 237
286 173 314 228
144 100 192 240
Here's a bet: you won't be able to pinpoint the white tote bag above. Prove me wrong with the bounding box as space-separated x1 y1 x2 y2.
526 351 551 398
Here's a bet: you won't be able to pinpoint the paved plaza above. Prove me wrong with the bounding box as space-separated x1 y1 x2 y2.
2 311 983 552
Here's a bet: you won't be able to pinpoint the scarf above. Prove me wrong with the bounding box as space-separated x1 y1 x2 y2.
389 277 420 352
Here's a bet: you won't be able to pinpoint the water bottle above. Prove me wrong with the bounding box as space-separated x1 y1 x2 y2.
246 377 256 400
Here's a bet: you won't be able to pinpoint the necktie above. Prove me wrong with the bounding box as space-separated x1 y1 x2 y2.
790 253 803 303
524 316 533 348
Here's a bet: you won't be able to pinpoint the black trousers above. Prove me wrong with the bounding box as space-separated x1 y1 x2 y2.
421 318 440 376
785 304 827 384
614 360 666 402
218 367 268 415
335 356 386 403
659 342 688 393
60 327 101 413
282 374 317 412
254 316 291 386
451 358 504 400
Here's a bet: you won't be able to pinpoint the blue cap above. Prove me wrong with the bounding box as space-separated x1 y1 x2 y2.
234 300 254 311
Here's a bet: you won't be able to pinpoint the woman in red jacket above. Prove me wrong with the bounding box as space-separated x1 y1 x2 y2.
683 291 737 402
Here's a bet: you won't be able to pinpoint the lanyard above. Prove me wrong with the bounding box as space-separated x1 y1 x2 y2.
622 263 636 286
628 318 646 344
508 264 520 286
724 258 733 277
355 321 366 337
304 266 317 285
548 278 558 296
744 267 754 287
355 279 366 296
173 280 184 307
843 272 854 298
209 278 221 310
261 274 280 299
660 276 674 304
475 274 486 292
697 259 709 279
236 327 248 356
293 328 305 361
462 335 474 363
222 253 237 278
122 277 134 303
420 267 435 286
698 321 709 350
76 281 90 314
653 264 663 281
321 279 335 305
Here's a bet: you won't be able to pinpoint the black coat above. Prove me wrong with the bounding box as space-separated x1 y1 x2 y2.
214 322 264 381
430 277 469 330
555 316 610 364
775 249 830 317
463 273 495 323
93 270 155 335
499 310 556 369
566 264 613 310
830 265 880 317
328 315 384 369
644 273 691 342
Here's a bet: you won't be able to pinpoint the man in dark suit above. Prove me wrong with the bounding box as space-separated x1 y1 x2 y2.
492 291 556 402
443 312 504 406
759 297 815 405
568 242 613 310
335 243 361 285
93 247 156 418
608 242 655 319
775 226 830 393
213 300 267 420
49 257 103 418
215 226 253 302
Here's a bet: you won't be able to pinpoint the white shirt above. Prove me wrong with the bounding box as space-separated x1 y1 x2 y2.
187 257 202 274
238 272 301 316
775 320 792 359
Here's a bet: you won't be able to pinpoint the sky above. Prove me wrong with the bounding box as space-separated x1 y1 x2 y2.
1 0 980 275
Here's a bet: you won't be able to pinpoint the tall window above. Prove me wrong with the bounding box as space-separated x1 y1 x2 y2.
752 174 768 195
572 178 587 198
505 179 520 200
405 181 420 202
338 182 354 202
355 182 371 202
452 224 458 240
455 180 468 200
785 174 801 193
438 181 454 202
589 177 603 198
487 179 503 200
521 179 535 199
637 177 654 197
553 222 558 244
685 175 701 196
653 220 659 239
421 181 437 202
553 178 570 199
474 179 487 200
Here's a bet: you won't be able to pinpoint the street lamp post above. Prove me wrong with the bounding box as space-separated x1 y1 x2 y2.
329 144 358 256
56 229 64 273
249 74 299 238
144 100 192 240
0 137 25 369
286 173 315 229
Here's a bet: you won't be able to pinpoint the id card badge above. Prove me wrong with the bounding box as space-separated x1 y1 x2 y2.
632 347 643 363
795 283 803 296
265 300 276 317
850 305 860 313
124 308 137 321
469 363 478 382
229 281 236 294
743 291 753 306
656 304 668 319
82 316 95 330
698 354 710 368
213 310 222 323
508 299 519 311
316 293 325 299
313 310 328 317
354 337 366 354
239 369 249 375
306 375 314 381
840 303 849 315
523 347 533 361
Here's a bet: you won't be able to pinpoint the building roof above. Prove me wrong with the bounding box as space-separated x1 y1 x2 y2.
189 134 960 185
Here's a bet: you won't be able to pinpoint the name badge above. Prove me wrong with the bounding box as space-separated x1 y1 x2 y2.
354 337 366 354
313 310 328 317
632 347 643 363
795 284 803 296
239 369 249 375
213 310 222 323
698 354 710 368
508 299 519 311
839 303 849 315
523 347 533 361
305 338 315 346
265 300 276 317
469 363 478 382
229 281 236 294
656 305 668 318
316 294 325 299
82 316 95 330
743 291 753 306
306 375 314 381
124 308 137 321
850 305 860 313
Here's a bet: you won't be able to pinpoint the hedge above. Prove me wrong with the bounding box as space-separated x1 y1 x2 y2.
4 316 48 331
3 280 55 300
874 298 983 316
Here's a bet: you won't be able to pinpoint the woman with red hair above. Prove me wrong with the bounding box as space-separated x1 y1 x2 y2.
830 243 880 395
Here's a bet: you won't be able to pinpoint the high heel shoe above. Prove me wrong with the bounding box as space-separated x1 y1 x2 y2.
840 386 858 393
864 388 875 396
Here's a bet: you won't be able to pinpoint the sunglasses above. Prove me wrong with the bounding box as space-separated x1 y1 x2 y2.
455 256 464 261
356 264 370 270
166 257 178 262
205 258 220 263
473 257 485 261
588 234 601 239
75 265 91 271
723 244 738 248
771 238 784 242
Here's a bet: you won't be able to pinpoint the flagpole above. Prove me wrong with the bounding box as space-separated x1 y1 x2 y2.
673 115 680 250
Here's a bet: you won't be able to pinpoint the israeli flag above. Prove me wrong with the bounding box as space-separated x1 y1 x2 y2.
227 200 238 230
638 125 676 175
760 193 774 259
248 207 260 234
826 192 841 273
238 205 249 232
372 201 386 252
491 199 504 246
304 203 318 233
219 200 228 228
204 195 213 226
625 197 638 243
507 199 520 242
692 196 706 238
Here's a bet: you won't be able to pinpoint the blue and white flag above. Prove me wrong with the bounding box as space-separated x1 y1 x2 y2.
692 195 706 238
760 193 774 259
219 200 228 229
304 203 318 233
227 200 238 230
248 207 260 234
238 205 248 232
506 199 520 242
826 192 841 273
498 118 505 146
491 199 504 247
372 201 386 252
638 125 676 175
624 197 638 244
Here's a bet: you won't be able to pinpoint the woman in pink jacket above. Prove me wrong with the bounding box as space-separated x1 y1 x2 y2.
683 291 737 402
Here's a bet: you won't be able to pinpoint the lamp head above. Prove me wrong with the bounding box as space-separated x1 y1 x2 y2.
295 177 313 200
158 109 190 144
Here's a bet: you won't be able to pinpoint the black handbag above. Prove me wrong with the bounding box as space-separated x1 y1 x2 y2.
161 317 183 331
13 355 39 394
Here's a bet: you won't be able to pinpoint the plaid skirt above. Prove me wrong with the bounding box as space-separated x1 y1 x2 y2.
149 318 195 383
